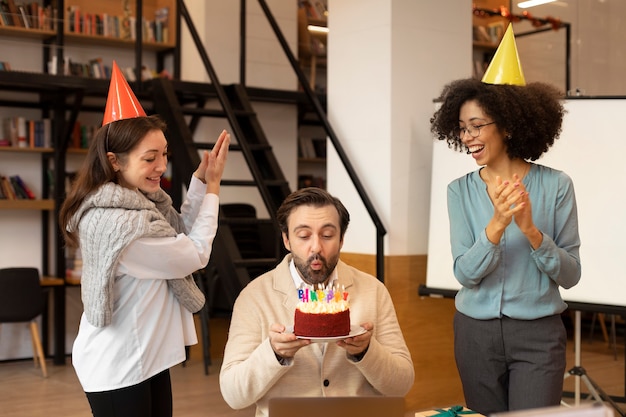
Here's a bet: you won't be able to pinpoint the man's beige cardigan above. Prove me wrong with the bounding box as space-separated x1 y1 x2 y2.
219 255 415 417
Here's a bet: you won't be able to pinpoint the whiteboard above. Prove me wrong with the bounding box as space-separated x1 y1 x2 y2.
425 98 626 308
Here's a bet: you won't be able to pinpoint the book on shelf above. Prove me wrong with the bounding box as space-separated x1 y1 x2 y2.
0 175 34 200
13 175 35 199
300 0 327 21
154 7 169 43
64 4 170 44
487 21 505 44
17 4 30 28
27 1 38 28
9 175 32 199
473 25 492 43
0 122 7 146
299 136 326 159
313 1 328 20
5 0 23 27
0 0 51 30
298 136 316 159
68 120 97 150
311 137 326 158
0 176 16 199
0 116 52 148
16 116 27 148
0 175 35 200
0 2 8 26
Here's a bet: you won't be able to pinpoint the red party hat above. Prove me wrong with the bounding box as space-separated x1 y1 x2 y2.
102 61 146 126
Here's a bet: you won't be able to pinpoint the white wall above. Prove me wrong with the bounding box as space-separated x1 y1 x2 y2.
327 0 469 255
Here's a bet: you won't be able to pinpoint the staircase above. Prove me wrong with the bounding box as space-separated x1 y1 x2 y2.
147 0 385 315
149 77 289 312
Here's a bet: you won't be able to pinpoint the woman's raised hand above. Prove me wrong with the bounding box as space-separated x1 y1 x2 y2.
194 130 230 194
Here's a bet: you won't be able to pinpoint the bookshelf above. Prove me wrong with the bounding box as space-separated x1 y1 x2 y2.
0 0 178 364
0 146 54 208
297 0 327 92
297 118 326 190
472 0 507 79
0 0 176 79
64 0 176 49
297 1 327 189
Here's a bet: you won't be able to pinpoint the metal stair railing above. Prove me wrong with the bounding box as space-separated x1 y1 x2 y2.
173 0 386 281
177 0 287 221
252 0 387 281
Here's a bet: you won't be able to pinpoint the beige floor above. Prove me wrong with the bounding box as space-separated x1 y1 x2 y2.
1 263 625 416
1 313 625 417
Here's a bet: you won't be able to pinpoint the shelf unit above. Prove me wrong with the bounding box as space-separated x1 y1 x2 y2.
0 147 54 208
472 0 507 79
297 1 327 93
0 0 178 365
297 1 327 189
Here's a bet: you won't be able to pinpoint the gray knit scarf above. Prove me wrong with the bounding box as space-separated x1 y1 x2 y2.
70 182 205 327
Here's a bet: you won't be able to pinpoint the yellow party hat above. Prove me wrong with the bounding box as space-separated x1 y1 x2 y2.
481 23 526 86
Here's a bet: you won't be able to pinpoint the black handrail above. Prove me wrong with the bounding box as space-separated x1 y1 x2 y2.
178 0 387 281
252 0 387 281
177 0 280 226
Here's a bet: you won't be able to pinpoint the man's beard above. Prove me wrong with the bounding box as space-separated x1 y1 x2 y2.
293 253 339 286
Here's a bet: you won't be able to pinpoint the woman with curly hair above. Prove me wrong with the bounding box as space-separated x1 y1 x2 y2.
430 77 581 415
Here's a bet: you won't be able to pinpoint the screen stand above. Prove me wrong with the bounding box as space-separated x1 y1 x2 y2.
562 311 626 417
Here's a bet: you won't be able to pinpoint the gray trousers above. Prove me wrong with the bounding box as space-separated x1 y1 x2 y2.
454 311 566 415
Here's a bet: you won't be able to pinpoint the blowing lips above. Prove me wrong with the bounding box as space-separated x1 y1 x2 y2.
309 254 325 271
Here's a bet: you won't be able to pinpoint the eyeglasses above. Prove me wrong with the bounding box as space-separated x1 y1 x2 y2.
455 121 496 139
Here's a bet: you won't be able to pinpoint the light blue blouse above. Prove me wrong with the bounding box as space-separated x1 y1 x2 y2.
447 163 581 320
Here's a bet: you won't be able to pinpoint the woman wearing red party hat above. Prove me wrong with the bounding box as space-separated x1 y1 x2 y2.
60 61 231 417
430 24 581 414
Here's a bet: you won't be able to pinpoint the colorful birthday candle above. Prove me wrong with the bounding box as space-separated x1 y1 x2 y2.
298 287 309 302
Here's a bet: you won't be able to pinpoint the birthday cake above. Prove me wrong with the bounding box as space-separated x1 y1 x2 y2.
293 285 350 338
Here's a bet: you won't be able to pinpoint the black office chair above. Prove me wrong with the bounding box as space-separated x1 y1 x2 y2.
0 267 48 377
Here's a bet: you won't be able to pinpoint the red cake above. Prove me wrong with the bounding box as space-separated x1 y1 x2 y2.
293 285 350 338
294 308 350 338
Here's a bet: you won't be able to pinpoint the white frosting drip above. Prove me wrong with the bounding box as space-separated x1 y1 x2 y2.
296 299 349 314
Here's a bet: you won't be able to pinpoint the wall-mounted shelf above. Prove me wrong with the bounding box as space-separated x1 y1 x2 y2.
0 199 54 210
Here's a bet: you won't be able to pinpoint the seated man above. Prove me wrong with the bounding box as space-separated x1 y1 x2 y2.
219 187 415 417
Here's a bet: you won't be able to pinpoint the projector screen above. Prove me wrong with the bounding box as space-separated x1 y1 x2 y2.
425 98 626 309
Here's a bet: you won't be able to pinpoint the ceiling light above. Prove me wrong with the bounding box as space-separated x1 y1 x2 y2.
517 0 557 8
307 25 329 34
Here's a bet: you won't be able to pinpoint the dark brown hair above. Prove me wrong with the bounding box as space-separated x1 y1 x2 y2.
276 187 350 239
430 78 565 161
59 115 167 247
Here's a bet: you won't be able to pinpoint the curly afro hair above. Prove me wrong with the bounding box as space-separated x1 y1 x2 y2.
430 78 566 161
